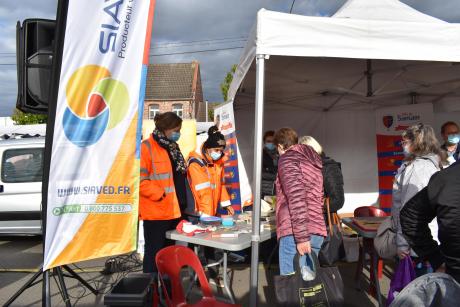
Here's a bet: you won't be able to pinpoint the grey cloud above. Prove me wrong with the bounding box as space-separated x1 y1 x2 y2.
0 0 56 52
152 0 287 43
150 0 292 103
402 0 460 23
293 0 346 16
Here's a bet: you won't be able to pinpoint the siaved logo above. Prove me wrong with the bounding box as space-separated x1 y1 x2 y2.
63 65 129 147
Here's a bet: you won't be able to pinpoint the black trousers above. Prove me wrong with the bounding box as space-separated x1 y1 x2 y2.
143 218 180 273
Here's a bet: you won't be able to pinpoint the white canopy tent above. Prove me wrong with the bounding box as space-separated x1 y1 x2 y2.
0 124 46 139
228 1 460 305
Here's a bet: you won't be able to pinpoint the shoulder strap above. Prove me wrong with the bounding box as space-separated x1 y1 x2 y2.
325 197 333 235
426 156 440 169
188 156 206 168
414 156 439 168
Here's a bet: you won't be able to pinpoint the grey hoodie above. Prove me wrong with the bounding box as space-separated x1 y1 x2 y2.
391 154 440 251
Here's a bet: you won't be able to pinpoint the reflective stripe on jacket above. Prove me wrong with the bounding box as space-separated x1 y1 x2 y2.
187 150 231 216
139 136 180 220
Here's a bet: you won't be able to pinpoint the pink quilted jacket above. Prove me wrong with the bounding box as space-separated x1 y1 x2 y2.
275 144 327 243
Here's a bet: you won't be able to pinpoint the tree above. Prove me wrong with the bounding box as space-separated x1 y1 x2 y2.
208 107 214 122
220 64 237 102
11 109 48 125
206 102 222 121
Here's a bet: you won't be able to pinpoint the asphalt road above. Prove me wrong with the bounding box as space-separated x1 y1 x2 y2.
0 236 389 306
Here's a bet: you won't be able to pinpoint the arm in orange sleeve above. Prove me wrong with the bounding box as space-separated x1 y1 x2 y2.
139 144 164 201
219 170 233 214
220 179 231 207
188 163 214 216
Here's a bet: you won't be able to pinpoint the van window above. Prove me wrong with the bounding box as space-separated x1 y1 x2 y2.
1 148 44 183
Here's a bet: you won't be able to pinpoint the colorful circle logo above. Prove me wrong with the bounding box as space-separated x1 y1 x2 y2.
63 65 129 147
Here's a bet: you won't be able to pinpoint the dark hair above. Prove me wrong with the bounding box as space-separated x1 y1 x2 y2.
441 121 459 134
203 126 226 149
263 130 275 142
154 112 182 132
208 125 219 135
402 123 445 164
274 128 298 149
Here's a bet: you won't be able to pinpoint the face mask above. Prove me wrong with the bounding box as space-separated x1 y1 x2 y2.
168 131 181 142
265 143 275 151
403 145 411 157
447 134 460 145
210 151 222 161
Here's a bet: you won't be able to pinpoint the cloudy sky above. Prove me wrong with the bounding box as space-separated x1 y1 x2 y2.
0 0 460 116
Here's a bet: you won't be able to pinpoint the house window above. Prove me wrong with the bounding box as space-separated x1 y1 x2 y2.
148 104 160 120
172 104 183 118
1 148 44 183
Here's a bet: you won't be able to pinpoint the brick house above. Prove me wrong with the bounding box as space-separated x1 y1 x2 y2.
143 61 207 121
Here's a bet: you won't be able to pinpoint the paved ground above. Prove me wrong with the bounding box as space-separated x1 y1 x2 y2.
0 236 392 306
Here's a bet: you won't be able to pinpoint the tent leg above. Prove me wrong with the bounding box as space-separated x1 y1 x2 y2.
249 54 266 307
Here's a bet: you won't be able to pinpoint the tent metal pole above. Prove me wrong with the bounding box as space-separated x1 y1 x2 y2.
366 59 373 97
249 54 266 307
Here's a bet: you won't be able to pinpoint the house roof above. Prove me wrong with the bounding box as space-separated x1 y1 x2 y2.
145 62 199 100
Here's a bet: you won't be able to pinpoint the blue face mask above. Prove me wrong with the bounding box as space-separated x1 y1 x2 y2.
265 143 275 151
403 145 411 157
210 151 222 161
168 131 181 142
447 134 460 145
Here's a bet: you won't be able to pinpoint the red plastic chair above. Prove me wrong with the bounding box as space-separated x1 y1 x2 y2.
353 206 388 299
354 206 388 218
155 245 241 307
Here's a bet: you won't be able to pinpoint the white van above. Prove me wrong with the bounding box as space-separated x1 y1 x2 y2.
0 137 44 235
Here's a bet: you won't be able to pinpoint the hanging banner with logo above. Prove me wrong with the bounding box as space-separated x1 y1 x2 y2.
375 103 433 212
43 0 155 270
214 102 253 213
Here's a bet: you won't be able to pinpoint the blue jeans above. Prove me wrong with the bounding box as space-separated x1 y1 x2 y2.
279 234 324 275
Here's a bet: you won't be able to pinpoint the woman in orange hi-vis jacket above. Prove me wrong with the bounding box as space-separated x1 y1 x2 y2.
187 126 234 216
140 112 187 273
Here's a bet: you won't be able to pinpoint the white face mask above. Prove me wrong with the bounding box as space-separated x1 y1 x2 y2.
210 151 222 161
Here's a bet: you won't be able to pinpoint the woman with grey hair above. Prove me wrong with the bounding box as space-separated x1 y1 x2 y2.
392 124 445 262
299 136 345 214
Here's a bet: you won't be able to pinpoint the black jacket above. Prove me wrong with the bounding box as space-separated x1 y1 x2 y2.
400 161 460 283
263 149 277 174
262 148 278 197
322 155 344 213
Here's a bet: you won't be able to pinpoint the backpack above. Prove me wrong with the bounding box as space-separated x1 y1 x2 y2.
322 158 345 212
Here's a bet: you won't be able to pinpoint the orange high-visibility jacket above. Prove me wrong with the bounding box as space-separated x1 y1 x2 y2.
187 149 231 216
139 136 181 220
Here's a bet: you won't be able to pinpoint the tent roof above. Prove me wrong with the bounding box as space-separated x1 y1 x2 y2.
0 124 46 138
228 1 460 106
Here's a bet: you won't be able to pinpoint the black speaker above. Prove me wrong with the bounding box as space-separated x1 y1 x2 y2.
16 19 56 114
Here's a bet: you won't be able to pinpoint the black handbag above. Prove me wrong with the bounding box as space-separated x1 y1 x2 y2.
274 252 344 307
319 198 345 266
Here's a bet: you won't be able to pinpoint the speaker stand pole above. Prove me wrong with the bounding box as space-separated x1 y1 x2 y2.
42 269 51 307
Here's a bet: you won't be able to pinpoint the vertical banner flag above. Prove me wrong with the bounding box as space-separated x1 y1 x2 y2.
375 103 433 212
214 102 253 213
44 0 155 269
